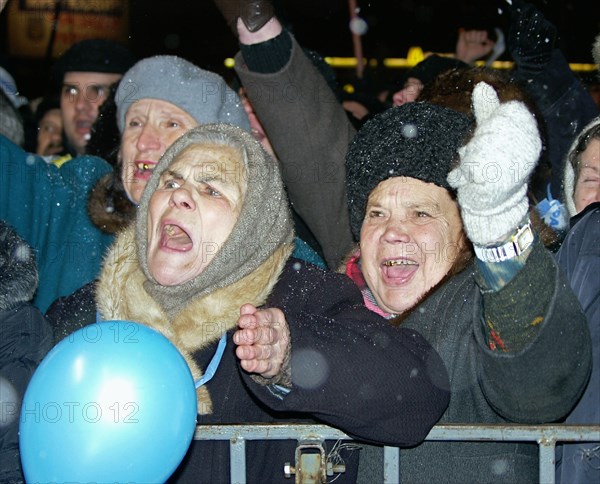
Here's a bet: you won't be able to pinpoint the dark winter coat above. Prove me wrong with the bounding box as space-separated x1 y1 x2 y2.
555 202 600 484
46 224 450 483
0 221 53 483
392 239 591 483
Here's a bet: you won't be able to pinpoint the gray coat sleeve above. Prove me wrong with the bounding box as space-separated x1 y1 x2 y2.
234 36 355 269
474 242 592 423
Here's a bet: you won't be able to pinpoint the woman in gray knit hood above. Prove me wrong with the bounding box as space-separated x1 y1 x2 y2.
47 122 451 482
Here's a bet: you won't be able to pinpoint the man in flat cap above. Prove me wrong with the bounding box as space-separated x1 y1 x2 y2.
51 39 135 156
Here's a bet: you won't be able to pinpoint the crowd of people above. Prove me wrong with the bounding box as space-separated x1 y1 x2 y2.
0 0 598 482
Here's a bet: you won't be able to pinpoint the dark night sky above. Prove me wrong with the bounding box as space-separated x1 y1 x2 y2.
127 0 598 65
125 0 598 89
2 0 598 97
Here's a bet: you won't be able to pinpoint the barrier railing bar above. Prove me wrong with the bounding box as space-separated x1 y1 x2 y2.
425 424 600 442
383 445 400 484
194 423 600 484
230 436 246 484
195 423 348 441
538 439 557 484
194 423 600 442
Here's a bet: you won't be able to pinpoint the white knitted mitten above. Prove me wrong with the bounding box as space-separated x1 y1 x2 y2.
447 82 541 246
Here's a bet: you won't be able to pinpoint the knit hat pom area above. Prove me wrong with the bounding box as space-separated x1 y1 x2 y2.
345 102 473 240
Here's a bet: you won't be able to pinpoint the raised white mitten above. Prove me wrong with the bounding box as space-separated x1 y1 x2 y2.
447 81 541 246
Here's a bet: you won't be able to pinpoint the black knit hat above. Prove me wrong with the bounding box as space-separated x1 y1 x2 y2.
51 39 136 84
346 102 473 240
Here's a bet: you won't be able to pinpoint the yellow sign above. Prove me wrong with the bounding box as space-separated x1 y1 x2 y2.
7 0 129 58
406 46 425 67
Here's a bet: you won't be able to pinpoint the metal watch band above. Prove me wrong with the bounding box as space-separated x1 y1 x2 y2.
473 221 535 263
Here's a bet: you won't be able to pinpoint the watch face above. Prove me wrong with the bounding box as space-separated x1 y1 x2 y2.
515 224 534 253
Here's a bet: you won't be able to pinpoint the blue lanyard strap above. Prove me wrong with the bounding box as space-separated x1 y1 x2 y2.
96 313 227 389
195 333 228 389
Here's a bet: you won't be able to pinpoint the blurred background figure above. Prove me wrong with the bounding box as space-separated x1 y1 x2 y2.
563 118 600 217
0 65 26 147
50 39 136 157
391 55 468 107
34 96 64 157
506 0 598 200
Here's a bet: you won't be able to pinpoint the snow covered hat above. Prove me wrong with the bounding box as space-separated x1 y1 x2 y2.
345 102 473 240
116 55 250 133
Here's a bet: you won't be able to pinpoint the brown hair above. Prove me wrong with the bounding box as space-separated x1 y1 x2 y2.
419 67 559 248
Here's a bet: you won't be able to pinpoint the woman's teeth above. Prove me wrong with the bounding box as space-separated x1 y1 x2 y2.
384 260 417 266
137 162 153 171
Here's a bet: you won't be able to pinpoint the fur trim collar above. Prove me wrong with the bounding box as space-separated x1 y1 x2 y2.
0 221 38 310
87 173 136 234
95 226 293 413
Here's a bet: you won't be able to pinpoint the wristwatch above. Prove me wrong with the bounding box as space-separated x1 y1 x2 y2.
474 220 535 263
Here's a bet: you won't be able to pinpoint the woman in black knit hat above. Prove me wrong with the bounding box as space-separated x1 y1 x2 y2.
340 83 591 482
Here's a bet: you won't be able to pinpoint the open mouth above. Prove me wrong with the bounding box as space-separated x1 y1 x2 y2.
161 223 193 252
75 120 93 133
135 161 157 178
381 258 419 282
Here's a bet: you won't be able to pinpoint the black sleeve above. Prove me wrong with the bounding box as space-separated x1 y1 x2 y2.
45 281 97 344
0 305 53 483
239 29 293 73
241 262 450 446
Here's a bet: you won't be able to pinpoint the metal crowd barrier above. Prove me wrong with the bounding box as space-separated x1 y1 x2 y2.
194 423 600 484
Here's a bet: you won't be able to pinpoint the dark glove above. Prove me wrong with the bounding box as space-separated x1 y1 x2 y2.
213 0 274 34
507 0 557 74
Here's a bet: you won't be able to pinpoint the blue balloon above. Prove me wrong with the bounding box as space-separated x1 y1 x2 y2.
19 321 197 483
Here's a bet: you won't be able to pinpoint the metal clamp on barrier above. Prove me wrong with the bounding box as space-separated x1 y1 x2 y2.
284 438 346 483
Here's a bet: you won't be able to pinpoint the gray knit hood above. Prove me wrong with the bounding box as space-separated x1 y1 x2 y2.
135 124 294 318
